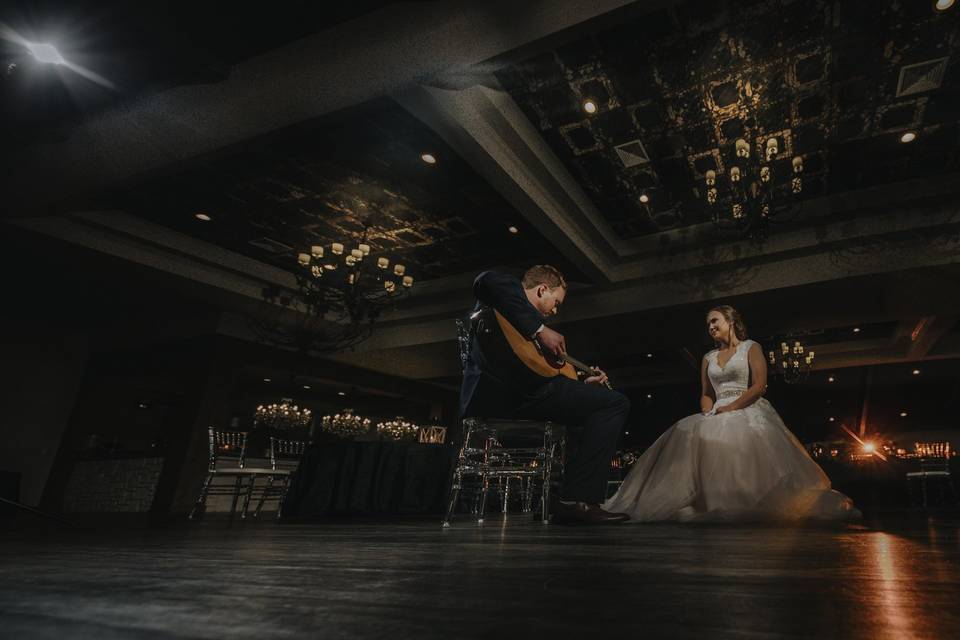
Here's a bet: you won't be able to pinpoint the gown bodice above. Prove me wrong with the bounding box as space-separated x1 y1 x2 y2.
707 339 754 404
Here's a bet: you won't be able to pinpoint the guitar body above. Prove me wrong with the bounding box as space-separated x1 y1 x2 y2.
493 311 579 381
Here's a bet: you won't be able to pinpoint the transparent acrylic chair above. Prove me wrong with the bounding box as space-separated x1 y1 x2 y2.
442 317 565 527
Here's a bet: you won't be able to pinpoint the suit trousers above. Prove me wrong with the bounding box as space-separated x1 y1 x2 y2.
515 376 630 504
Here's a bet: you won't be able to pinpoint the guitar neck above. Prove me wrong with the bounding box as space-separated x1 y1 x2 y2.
563 355 614 390
563 355 593 374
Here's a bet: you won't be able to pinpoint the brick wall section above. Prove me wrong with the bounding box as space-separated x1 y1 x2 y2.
63 458 164 513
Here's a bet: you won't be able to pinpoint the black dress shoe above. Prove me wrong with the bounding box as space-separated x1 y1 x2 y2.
551 501 630 524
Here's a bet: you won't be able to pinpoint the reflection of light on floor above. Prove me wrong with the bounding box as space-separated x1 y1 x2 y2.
873 533 913 636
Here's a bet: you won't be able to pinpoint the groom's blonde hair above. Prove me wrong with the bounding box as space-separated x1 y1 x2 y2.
708 305 748 343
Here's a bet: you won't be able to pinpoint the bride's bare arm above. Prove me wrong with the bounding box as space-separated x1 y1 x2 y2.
716 343 768 413
700 356 715 414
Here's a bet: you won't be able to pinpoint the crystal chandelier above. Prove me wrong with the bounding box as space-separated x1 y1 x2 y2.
376 416 420 441
767 339 815 384
254 398 312 430
253 218 415 353
320 409 372 439
704 132 805 238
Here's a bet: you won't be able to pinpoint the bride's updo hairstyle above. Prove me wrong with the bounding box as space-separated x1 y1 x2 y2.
708 305 748 344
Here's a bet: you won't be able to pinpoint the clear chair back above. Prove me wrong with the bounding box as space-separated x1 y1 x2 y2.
208 428 248 471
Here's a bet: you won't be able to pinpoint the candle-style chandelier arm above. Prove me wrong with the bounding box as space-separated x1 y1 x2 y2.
704 131 807 238
766 336 815 384
253 221 416 353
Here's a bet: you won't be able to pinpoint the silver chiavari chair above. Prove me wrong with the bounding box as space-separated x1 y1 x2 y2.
252 436 311 519
189 427 273 520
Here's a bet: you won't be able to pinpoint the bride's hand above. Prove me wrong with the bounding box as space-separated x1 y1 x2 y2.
715 405 734 414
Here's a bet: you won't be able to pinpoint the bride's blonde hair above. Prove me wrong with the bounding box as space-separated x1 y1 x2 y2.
708 305 748 345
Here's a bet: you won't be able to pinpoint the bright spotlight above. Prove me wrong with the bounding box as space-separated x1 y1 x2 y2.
863 442 876 454
27 42 65 65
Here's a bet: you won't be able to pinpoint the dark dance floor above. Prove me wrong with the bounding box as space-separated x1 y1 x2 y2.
1 512 959 639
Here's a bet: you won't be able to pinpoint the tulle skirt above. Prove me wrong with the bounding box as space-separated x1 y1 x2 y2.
604 398 860 523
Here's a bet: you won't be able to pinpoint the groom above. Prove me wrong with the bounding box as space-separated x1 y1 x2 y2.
460 265 631 524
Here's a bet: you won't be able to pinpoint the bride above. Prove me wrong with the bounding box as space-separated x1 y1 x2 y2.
604 305 859 523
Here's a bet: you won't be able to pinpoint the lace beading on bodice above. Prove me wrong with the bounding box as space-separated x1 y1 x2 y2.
708 340 753 404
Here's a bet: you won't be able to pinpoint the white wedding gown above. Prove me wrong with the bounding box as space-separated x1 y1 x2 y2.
604 339 860 523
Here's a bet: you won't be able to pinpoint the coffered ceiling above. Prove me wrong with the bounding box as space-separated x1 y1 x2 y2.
108 98 581 282
497 0 960 237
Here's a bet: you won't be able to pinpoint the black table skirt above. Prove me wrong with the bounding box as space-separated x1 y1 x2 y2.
282 441 455 518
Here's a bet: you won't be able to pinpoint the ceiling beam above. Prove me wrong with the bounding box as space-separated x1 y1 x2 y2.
395 82 622 282
5 0 642 217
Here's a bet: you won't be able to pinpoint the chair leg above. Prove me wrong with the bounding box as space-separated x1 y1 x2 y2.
540 426 555 524
478 473 490 524
501 477 510 515
276 475 293 520
443 420 476 527
442 469 462 528
254 476 276 518
240 475 257 519
921 476 929 508
229 476 244 517
541 446 554 525
188 473 215 521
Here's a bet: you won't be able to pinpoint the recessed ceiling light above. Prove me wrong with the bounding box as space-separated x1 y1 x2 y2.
646 393 653 399
583 99 598 114
646 353 653 358
420 153 437 164
195 213 212 222
899 131 917 143
912 369 920 375
337 391 346 396
303 385 311 390
26 42 65 65
263 378 271 383
639 194 650 204
624 431 630 435
828 376 835 382
935 0 955 11
900 411 908 417
508 226 519 234
852 327 860 333
829 417 835 422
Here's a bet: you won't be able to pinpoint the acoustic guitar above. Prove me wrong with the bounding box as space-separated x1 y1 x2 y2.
493 310 613 389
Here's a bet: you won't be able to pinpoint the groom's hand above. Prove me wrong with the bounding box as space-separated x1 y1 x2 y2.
538 326 566 357
585 366 608 386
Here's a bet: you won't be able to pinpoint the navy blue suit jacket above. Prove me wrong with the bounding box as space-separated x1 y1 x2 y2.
460 271 551 418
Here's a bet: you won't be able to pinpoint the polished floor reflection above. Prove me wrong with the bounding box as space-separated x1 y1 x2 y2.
1 512 958 639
